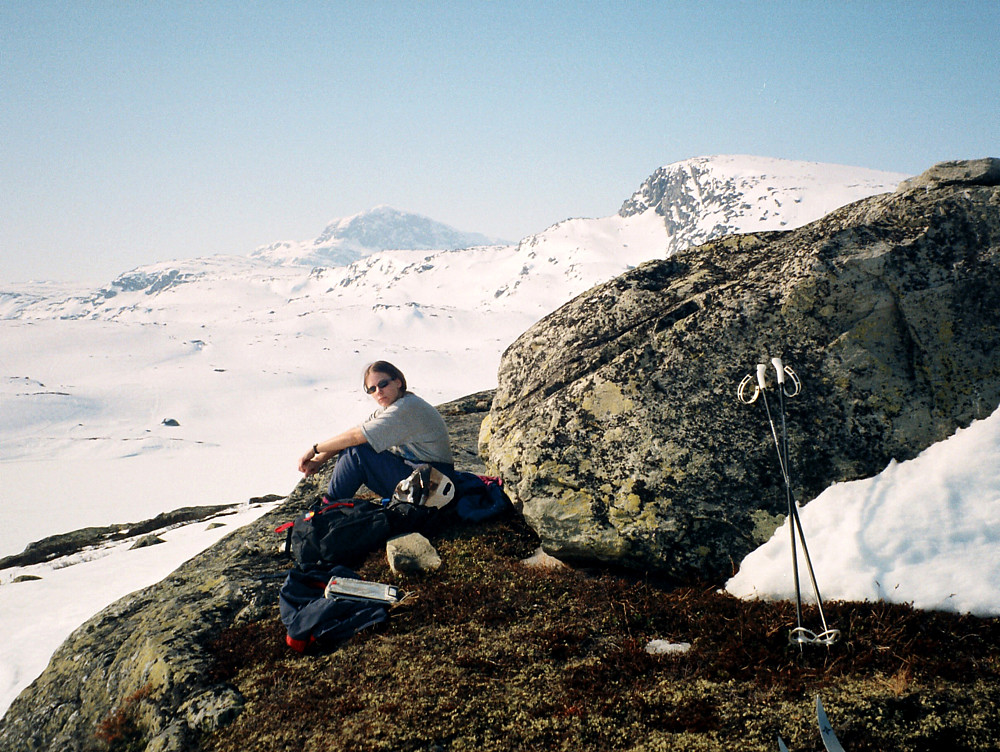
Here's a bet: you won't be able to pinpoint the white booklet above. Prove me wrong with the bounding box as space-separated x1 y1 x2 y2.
324 575 400 603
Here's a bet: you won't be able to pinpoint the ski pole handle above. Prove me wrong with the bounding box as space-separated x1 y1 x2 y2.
771 357 785 384
756 364 768 391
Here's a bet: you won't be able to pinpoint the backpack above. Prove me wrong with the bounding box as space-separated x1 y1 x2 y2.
278 566 390 652
276 498 392 571
451 473 514 522
275 466 470 571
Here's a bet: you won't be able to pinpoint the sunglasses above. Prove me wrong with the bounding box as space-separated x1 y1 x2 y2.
365 378 393 394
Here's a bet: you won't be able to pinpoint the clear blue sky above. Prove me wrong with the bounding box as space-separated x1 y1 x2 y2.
2 1 997 283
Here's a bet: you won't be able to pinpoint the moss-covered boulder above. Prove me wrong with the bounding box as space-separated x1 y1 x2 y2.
481 159 1000 582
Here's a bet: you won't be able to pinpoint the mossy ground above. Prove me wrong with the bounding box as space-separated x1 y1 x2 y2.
202 515 1000 752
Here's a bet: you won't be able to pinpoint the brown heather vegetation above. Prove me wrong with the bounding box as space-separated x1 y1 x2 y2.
95 684 156 751
200 515 1000 752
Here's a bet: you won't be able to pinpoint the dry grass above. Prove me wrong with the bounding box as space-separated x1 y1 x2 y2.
201 515 1000 752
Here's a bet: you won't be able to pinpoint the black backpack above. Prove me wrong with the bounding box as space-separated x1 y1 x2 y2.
277 498 393 571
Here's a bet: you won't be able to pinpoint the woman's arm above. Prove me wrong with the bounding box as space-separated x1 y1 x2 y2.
297 425 367 476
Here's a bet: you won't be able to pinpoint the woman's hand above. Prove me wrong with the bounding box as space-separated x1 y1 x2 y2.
298 448 324 475
296 427 366 475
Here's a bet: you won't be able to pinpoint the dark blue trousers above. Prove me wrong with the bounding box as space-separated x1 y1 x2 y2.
327 444 454 500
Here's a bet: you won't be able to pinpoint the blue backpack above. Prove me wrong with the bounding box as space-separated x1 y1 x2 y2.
452 473 514 522
278 566 389 652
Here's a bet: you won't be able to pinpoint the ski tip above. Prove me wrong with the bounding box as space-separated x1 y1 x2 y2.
778 735 790 752
816 695 847 752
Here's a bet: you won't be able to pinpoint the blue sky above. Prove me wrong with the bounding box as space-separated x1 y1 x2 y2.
2 1 997 283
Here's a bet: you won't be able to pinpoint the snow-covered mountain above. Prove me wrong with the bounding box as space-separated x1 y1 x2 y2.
620 155 908 256
0 154 912 546
0 157 908 558
248 205 506 267
0 153 909 561
1 155 907 325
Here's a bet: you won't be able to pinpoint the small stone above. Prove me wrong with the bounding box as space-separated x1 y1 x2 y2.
520 546 567 570
130 534 166 550
386 533 441 574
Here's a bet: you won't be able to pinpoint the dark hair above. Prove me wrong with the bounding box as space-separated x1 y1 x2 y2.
363 360 407 393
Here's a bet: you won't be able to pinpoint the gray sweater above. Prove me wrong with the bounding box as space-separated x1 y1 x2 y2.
360 392 454 464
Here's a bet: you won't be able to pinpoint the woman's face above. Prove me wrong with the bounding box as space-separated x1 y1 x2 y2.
365 370 403 408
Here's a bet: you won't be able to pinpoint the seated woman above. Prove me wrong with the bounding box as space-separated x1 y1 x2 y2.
297 360 454 500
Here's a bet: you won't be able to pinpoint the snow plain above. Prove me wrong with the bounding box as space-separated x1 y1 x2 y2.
8 155 995 720
0 303 512 718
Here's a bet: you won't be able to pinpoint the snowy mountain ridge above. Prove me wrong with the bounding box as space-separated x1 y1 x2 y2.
620 154 909 257
1 155 907 325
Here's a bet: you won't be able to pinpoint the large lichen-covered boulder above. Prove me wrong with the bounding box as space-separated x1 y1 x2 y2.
480 159 1000 582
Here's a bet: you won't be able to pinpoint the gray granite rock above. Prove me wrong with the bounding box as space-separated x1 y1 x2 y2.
482 159 1000 582
386 533 442 574
896 157 1000 191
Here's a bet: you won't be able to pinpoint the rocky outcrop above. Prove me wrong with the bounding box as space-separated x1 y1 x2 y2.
895 157 1000 192
0 392 494 752
480 159 1000 581
0 504 255 570
0 497 291 752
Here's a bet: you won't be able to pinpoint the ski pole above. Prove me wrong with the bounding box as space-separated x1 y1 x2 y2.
757 362 806 639
767 358 803 637
770 357 838 646
739 359 839 647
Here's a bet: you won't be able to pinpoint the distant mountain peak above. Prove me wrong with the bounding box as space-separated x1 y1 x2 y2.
250 206 507 268
617 154 909 256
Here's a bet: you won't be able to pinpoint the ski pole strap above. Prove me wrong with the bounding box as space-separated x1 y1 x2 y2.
737 373 760 403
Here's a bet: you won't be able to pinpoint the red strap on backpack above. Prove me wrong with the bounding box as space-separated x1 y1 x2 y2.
274 500 356 533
